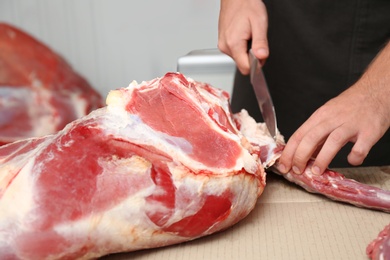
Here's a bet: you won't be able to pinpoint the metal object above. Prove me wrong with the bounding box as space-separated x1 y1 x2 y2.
177 49 236 95
249 49 278 139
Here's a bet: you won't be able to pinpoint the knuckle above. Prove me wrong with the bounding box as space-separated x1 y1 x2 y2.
238 65 250 76
250 9 267 23
252 38 268 50
360 129 382 145
348 143 370 166
217 42 228 54
293 154 307 167
225 37 237 49
254 37 268 45
348 154 364 166
328 129 345 145
259 14 268 23
313 104 332 119
305 130 322 144
291 131 305 143
350 146 368 159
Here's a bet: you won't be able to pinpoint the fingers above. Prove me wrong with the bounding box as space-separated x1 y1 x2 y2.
310 125 354 175
228 39 252 75
218 0 269 75
279 118 333 175
278 112 321 173
348 142 370 166
279 121 380 176
218 23 251 75
218 36 251 74
347 130 380 166
280 120 353 175
312 127 380 173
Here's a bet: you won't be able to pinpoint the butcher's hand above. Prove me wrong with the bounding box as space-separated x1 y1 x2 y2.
278 42 390 175
218 0 268 75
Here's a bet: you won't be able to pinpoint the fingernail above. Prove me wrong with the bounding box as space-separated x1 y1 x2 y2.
278 163 286 173
312 166 321 175
255 48 268 57
292 166 300 174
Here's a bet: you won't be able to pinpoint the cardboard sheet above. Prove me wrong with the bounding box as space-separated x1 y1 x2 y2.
104 166 390 260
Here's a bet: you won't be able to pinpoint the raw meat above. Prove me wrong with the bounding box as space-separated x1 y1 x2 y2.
0 72 388 259
0 23 104 146
367 224 390 260
0 72 265 259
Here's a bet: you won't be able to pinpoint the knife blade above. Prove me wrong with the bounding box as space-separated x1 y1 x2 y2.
249 49 278 139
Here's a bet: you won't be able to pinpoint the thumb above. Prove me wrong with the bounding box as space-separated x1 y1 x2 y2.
250 9 269 62
252 45 269 61
251 32 269 62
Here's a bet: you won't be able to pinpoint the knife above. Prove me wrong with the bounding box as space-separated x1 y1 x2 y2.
249 49 278 139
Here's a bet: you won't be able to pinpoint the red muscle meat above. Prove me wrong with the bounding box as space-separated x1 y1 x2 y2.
367 223 390 260
0 73 265 259
0 23 104 145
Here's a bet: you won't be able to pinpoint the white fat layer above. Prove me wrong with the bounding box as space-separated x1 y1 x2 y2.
30 79 61 136
67 92 89 119
0 134 58 247
0 84 88 141
235 110 284 145
0 159 35 245
234 109 284 167
0 87 55 138
377 192 390 202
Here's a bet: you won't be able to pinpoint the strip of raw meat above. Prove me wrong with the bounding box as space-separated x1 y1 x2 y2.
0 73 265 259
0 23 104 145
233 110 390 213
367 223 390 260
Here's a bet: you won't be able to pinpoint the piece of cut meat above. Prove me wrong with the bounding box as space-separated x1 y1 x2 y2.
0 23 104 145
0 72 265 259
367 223 390 260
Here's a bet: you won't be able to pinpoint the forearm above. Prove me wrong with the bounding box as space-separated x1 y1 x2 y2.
356 41 390 124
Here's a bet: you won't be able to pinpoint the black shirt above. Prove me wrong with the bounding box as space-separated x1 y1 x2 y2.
231 0 390 167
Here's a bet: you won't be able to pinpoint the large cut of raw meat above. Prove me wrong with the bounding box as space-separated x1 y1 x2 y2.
0 23 104 146
0 73 265 259
0 72 388 259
